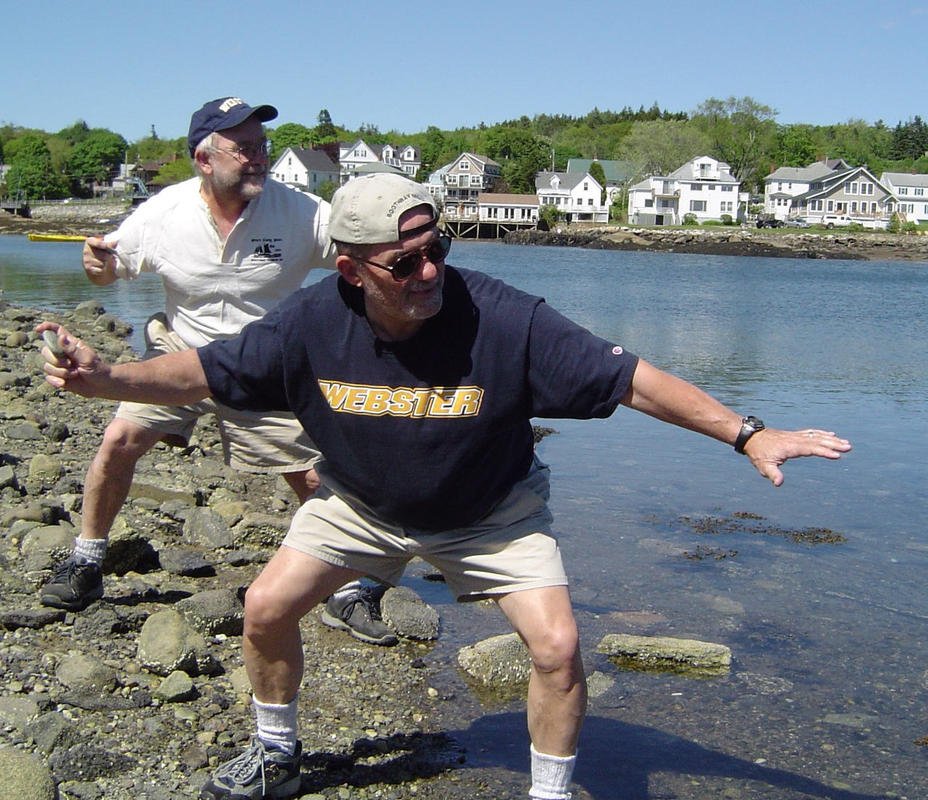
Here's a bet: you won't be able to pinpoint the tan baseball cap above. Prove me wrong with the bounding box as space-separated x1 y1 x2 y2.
328 173 437 247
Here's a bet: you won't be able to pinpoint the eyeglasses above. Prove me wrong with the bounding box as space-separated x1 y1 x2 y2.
213 139 271 162
355 232 452 281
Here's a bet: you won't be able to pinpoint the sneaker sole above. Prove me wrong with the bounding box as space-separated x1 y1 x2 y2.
319 609 398 646
199 773 301 800
39 585 104 611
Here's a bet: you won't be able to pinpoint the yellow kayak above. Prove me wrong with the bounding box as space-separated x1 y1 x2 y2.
27 233 86 242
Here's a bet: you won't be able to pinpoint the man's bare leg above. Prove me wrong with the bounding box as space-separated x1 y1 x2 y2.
498 585 586 799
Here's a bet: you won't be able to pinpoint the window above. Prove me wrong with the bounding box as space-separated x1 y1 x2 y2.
644 199 654 208
916 188 925 196
827 200 834 211
851 202 858 212
691 183 703 191
588 198 594 206
460 161 470 170
722 185 733 191
690 200 706 212
708 184 716 190
898 187 908 195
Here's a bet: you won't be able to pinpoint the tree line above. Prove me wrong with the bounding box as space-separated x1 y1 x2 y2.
2 98 926 202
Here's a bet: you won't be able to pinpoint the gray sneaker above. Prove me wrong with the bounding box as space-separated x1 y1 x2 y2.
40 557 104 611
320 586 398 646
200 738 302 799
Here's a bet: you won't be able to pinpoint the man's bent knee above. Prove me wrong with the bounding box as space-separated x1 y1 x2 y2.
529 624 582 676
97 419 166 462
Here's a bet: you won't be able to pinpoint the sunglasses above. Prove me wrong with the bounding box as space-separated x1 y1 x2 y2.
355 232 452 281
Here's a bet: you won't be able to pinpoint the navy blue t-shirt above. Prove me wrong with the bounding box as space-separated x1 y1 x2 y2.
199 265 639 530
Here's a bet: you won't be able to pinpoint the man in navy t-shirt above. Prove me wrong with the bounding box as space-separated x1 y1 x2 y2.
40 173 852 800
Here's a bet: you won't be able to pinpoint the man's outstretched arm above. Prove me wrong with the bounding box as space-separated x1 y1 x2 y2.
37 322 211 406
621 358 852 487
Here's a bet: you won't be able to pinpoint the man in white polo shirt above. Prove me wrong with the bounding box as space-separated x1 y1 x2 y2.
40 96 395 646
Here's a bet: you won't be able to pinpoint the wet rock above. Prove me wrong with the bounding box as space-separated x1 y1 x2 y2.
457 632 531 686
596 633 731 671
381 586 440 641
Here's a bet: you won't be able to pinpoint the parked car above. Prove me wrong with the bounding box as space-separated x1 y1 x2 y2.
755 215 785 228
785 218 810 228
821 214 853 228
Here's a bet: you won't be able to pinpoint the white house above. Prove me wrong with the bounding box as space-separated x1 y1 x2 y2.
270 147 339 193
477 193 538 224
441 153 502 220
627 156 741 225
566 158 636 205
535 171 608 223
338 139 420 184
787 163 896 228
880 172 928 225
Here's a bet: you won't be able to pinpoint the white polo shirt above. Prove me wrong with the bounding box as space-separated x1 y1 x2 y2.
108 177 332 347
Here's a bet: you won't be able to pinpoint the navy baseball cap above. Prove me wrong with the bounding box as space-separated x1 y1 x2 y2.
187 97 278 155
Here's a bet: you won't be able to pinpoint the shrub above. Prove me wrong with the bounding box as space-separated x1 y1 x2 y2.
721 214 734 225
903 221 919 233
887 213 903 233
683 213 698 226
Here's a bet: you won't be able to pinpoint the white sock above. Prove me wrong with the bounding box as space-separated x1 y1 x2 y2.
529 744 576 800
73 537 107 566
331 580 363 600
253 695 299 755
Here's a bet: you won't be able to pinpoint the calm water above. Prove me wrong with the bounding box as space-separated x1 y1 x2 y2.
2 234 927 799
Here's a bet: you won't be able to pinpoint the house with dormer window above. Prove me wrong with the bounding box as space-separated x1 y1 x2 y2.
535 171 608 223
338 139 421 184
441 153 502 220
627 156 741 225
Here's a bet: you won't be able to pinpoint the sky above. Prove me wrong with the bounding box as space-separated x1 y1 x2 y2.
3 0 926 143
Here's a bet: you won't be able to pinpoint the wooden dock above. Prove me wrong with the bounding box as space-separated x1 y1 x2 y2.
443 218 537 240
1 199 30 218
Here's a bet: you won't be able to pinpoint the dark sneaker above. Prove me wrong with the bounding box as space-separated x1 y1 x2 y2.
320 586 398 646
40 558 104 611
200 738 302 800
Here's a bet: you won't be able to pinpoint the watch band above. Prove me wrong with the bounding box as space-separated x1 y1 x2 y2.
734 416 765 454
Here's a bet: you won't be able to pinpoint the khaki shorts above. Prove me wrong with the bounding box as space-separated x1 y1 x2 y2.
114 314 320 474
283 456 568 600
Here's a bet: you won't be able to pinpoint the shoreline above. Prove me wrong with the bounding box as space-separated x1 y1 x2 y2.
4 208 927 263
504 225 928 262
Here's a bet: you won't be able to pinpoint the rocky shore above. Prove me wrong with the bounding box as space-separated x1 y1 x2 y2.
0 301 570 800
506 224 928 262
4 203 928 262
